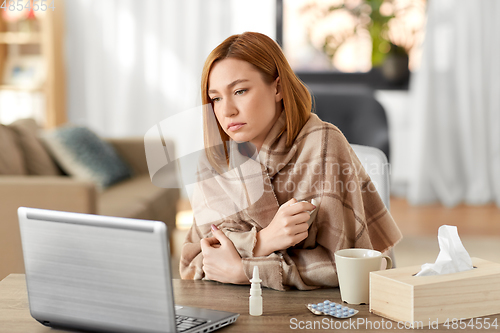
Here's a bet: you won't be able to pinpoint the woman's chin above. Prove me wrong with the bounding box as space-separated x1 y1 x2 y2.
229 134 250 144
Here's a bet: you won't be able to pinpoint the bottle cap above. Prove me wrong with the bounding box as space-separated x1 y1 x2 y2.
250 266 262 283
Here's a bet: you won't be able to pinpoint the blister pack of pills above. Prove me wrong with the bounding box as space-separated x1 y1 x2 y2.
306 300 358 318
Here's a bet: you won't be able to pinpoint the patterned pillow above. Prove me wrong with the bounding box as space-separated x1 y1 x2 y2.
0 124 27 175
8 118 61 176
41 126 133 189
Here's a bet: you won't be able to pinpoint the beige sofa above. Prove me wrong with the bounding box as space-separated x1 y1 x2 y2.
0 119 180 280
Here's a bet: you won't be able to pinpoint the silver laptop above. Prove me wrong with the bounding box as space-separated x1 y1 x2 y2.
18 207 239 333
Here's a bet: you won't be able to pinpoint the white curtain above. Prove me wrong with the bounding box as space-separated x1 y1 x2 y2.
407 0 500 207
64 0 275 138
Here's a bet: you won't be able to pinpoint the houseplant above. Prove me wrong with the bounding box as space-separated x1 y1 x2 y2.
300 0 424 81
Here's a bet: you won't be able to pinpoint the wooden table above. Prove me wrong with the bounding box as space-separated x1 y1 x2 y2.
1 274 499 332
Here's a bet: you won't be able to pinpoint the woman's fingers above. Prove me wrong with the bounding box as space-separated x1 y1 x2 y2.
204 236 221 246
200 238 210 250
284 211 312 226
287 221 309 236
291 229 309 246
200 237 220 254
283 197 298 207
286 200 317 216
210 224 231 246
261 198 318 252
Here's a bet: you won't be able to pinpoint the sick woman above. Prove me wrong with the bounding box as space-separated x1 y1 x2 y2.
180 32 402 291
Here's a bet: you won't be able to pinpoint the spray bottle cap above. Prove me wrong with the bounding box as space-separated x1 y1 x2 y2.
250 266 262 283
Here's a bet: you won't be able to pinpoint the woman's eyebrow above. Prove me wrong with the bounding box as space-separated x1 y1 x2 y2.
208 79 249 94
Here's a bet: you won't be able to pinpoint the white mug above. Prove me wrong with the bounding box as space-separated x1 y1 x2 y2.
334 248 392 305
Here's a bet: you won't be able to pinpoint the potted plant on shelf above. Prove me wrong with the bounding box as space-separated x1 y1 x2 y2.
300 0 425 83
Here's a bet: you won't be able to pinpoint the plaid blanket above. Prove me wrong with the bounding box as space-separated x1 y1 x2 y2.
180 112 402 290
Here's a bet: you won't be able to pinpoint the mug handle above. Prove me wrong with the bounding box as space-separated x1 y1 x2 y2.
382 255 393 269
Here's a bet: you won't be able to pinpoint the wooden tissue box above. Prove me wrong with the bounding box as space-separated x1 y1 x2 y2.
370 258 500 327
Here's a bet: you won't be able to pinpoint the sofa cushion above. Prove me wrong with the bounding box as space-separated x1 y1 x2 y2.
97 174 179 231
8 119 61 176
0 124 27 175
41 126 133 189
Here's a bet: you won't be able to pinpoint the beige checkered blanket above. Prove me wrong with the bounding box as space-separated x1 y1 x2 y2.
180 112 402 290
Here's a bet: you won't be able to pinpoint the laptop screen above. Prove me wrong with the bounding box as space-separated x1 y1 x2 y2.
18 207 177 333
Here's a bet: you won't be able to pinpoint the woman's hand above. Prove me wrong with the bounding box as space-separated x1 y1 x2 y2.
254 198 316 257
200 224 249 284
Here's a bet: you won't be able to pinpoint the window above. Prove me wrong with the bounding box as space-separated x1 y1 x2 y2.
277 0 426 89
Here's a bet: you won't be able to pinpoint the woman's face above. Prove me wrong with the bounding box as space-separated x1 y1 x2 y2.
208 58 282 151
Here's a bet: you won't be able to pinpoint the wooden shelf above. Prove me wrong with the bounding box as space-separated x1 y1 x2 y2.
0 0 66 128
0 84 44 92
0 32 41 44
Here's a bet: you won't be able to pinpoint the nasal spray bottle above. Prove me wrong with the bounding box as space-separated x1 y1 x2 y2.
249 266 262 316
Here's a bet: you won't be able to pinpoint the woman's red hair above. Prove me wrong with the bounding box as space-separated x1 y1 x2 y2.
201 32 311 171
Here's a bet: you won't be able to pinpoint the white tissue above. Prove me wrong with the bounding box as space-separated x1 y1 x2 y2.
415 225 473 276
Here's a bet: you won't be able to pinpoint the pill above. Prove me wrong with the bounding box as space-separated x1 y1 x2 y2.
306 300 358 319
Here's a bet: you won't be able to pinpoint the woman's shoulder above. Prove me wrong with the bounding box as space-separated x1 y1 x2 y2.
287 112 354 165
297 113 350 146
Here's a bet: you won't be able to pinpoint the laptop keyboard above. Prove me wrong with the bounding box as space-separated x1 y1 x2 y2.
176 315 208 332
